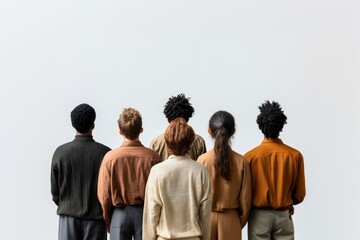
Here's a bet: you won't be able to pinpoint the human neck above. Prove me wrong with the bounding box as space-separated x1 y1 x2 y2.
76 130 92 136
124 137 139 142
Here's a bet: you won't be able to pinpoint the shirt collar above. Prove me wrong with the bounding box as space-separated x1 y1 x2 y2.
167 154 192 160
121 140 143 147
73 135 94 142
261 138 283 144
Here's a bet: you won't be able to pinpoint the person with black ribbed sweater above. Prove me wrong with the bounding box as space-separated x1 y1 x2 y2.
50 103 111 240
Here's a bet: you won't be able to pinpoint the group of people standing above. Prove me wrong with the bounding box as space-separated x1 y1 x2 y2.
51 94 306 240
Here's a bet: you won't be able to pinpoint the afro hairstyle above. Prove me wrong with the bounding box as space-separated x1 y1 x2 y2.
71 103 96 133
163 93 194 122
256 100 287 139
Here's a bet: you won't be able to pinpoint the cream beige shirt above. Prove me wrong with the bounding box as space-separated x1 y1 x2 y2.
197 149 252 227
143 155 212 240
149 133 206 161
244 138 306 209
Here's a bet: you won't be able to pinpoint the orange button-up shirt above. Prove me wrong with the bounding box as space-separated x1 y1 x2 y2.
244 138 306 209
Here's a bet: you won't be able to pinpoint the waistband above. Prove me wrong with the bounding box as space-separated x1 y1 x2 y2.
157 237 200 240
115 204 144 209
253 206 290 211
212 208 238 213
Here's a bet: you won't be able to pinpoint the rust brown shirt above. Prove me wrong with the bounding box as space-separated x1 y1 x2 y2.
244 138 306 209
197 149 252 227
97 140 159 225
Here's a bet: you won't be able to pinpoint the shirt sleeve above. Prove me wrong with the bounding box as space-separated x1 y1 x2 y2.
195 137 207 160
199 169 212 240
149 137 168 161
200 138 207 155
152 153 160 166
239 160 252 228
149 139 156 152
292 153 306 204
143 169 162 240
97 159 113 226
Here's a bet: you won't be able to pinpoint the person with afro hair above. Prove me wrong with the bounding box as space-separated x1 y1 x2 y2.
245 101 306 240
149 93 207 161
51 103 111 240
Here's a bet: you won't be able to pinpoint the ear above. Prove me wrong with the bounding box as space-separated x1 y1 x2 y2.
119 129 124 136
140 128 143 133
232 128 236 135
208 128 212 136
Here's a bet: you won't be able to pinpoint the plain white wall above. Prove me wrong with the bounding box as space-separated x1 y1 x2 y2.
0 0 359 239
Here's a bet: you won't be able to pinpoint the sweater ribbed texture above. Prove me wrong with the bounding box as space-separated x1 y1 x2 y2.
51 135 111 220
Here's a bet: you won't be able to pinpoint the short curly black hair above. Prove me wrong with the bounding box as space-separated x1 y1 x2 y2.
71 103 96 133
256 100 287 139
163 94 194 122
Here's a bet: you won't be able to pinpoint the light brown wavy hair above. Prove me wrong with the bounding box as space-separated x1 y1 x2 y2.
118 108 142 140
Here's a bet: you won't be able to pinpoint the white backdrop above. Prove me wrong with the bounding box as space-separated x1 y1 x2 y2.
0 0 359 239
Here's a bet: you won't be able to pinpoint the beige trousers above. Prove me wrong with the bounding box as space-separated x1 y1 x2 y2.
248 209 294 240
211 210 242 240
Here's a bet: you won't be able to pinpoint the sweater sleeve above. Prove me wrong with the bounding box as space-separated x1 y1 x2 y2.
199 169 212 240
50 151 60 205
239 160 252 228
97 159 113 226
143 169 162 240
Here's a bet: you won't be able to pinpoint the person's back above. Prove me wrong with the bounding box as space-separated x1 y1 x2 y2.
143 118 212 240
52 137 110 218
147 155 210 238
150 133 206 161
245 139 305 208
149 93 206 161
197 111 251 240
99 141 159 207
244 101 306 240
97 108 159 240
51 103 110 240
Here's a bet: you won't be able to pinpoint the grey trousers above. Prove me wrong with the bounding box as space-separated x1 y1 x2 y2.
248 209 294 240
110 205 144 240
59 215 107 240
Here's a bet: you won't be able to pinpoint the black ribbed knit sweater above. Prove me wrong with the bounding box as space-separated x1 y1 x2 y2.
51 135 111 220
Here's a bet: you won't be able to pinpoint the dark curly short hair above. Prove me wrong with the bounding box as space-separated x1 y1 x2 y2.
256 101 287 139
71 103 96 133
163 94 194 122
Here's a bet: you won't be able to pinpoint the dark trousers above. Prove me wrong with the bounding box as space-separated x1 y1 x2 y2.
110 205 144 240
59 215 107 240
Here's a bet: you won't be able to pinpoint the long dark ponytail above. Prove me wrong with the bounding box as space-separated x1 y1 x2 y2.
209 111 235 181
